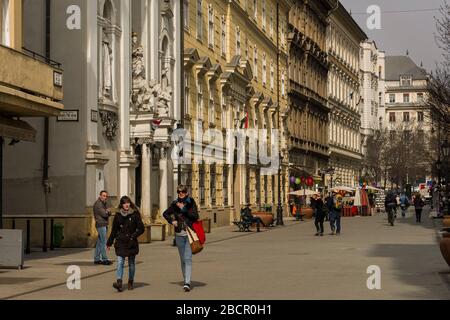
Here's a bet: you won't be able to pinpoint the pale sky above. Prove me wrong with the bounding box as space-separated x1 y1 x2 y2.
340 0 446 72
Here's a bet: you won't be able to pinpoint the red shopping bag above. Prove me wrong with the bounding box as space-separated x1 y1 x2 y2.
192 220 206 245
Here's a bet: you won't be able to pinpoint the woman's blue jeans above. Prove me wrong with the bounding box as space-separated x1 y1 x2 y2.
116 256 136 281
175 235 192 285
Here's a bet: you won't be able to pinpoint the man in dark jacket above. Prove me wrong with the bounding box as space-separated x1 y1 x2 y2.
385 191 397 226
163 185 199 292
241 204 266 231
314 195 325 236
93 190 112 265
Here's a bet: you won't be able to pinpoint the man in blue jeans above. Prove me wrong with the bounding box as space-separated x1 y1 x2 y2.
328 193 343 235
93 190 113 265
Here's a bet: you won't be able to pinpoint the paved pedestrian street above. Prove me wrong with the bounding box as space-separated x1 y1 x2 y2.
1 207 449 300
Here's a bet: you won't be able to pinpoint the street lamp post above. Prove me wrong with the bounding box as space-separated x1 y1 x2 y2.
437 159 442 186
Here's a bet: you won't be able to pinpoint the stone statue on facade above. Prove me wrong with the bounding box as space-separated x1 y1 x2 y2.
101 32 113 98
131 32 155 112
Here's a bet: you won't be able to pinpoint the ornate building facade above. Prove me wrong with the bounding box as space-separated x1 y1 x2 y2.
326 3 367 187
360 40 385 149
183 0 293 223
3 0 181 246
287 0 337 189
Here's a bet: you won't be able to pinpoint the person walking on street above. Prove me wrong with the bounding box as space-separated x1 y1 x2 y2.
400 193 409 218
385 191 397 226
413 193 425 223
329 193 343 235
93 190 113 265
314 195 325 236
163 185 200 292
107 196 145 292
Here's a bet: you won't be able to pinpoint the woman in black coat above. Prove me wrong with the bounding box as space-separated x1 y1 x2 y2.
163 185 199 292
314 195 326 236
107 196 144 292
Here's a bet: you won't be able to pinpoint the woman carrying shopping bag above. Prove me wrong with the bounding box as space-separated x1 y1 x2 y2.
163 185 200 292
107 196 145 292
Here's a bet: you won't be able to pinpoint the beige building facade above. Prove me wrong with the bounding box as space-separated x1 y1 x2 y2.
327 3 367 187
183 0 293 223
287 0 336 190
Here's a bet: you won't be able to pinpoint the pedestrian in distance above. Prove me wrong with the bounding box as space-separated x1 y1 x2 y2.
413 193 425 223
241 203 266 231
329 193 343 235
163 185 200 292
107 196 145 292
93 190 113 265
385 191 397 226
400 193 409 218
314 195 325 236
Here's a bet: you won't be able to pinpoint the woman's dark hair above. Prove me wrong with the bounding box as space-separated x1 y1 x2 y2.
118 195 141 217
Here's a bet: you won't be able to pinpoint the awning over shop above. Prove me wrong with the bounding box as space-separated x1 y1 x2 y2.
0 117 36 142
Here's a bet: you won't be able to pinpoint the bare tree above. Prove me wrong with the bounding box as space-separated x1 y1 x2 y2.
428 1 450 134
362 125 432 189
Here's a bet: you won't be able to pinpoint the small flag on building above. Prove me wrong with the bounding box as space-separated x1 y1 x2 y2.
151 119 162 131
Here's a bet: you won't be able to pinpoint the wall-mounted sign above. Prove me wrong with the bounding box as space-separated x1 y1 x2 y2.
57 110 78 122
91 110 98 122
53 71 63 87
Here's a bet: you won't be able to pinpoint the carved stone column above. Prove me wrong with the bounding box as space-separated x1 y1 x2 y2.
159 146 169 220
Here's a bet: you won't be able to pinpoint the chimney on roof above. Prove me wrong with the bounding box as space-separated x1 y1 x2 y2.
406 49 409 56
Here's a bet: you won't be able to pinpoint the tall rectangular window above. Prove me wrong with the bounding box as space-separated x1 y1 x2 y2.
236 26 241 56
209 89 215 124
197 80 203 119
223 165 228 206
183 0 189 29
389 94 395 103
221 92 227 128
262 53 267 85
199 163 205 205
417 92 424 102
255 170 260 205
196 0 203 40
262 0 266 29
253 0 257 20
417 111 424 122
221 15 226 56
264 175 268 204
184 74 189 114
208 4 214 47
270 62 274 91
253 46 258 80
403 93 410 103
403 112 410 122
1 0 11 47
281 71 286 97
389 112 396 123
210 164 216 206
269 8 274 37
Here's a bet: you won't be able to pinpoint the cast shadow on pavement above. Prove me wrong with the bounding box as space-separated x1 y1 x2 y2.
368 243 449 299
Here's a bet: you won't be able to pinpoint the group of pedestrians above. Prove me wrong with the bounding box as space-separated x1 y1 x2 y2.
92 185 199 293
384 191 425 225
309 193 344 236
